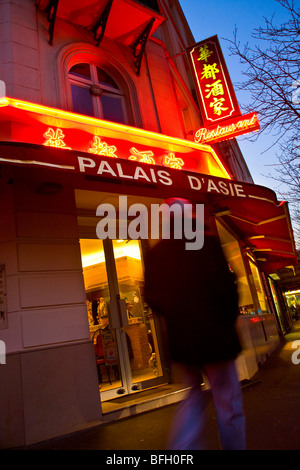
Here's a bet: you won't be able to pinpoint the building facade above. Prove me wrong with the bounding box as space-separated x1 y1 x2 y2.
0 0 297 448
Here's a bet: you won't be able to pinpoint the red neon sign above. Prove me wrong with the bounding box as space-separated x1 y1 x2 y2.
0 97 231 179
42 129 185 170
187 35 241 127
250 317 260 323
194 112 260 145
43 128 72 149
88 136 118 158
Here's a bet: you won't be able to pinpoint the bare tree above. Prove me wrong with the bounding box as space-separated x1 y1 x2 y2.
227 0 300 244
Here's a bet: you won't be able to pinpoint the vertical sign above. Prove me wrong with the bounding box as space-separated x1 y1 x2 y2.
0 266 7 330
187 35 241 127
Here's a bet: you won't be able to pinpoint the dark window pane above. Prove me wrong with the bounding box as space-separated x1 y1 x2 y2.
71 85 94 116
97 68 119 89
138 0 159 12
69 63 91 80
101 95 125 123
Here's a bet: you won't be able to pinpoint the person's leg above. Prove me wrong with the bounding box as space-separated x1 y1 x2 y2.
168 365 208 450
204 360 246 450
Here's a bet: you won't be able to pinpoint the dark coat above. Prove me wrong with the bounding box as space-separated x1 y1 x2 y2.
144 232 241 367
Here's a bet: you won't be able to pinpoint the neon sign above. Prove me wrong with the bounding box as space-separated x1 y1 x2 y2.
88 136 118 157
163 153 184 170
43 128 71 149
194 112 260 145
0 97 231 179
187 36 260 143
187 35 241 127
41 131 186 170
42 130 183 169
128 147 155 165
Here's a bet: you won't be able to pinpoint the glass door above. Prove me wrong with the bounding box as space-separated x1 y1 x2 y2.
79 238 166 402
111 240 165 390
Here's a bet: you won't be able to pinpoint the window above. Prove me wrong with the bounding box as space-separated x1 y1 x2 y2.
139 0 160 12
248 259 269 314
216 220 255 315
68 63 127 124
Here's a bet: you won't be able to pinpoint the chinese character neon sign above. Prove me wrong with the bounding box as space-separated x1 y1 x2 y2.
129 147 155 164
187 35 241 127
42 129 186 170
197 44 213 63
187 35 260 143
43 128 71 149
0 96 231 179
163 153 184 170
88 136 118 157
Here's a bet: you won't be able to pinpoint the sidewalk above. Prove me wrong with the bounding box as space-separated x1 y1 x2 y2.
22 322 300 451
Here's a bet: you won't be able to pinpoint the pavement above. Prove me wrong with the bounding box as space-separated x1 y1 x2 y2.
19 321 300 451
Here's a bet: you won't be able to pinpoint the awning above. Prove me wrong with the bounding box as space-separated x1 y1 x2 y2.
36 0 164 44
0 140 297 275
0 98 297 275
0 97 230 179
35 0 165 73
208 186 297 275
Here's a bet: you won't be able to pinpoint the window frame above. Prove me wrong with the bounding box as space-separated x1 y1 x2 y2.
68 62 128 124
57 43 142 128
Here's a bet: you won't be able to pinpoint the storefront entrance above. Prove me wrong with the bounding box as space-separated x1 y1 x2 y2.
78 193 167 401
80 239 165 400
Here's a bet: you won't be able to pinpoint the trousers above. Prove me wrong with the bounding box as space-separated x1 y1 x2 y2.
168 359 246 450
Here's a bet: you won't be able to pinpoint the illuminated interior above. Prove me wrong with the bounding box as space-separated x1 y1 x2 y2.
217 219 271 315
216 220 255 314
248 258 268 314
80 238 141 268
284 290 300 310
79 238 163 397
268 277 285 332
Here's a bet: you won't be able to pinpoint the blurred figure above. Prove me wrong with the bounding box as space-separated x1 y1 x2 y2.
144 198 245 450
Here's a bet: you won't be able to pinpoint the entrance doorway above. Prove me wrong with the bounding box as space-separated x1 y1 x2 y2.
79 234 166 402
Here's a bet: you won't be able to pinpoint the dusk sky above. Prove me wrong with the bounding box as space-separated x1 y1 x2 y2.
180 0 291 197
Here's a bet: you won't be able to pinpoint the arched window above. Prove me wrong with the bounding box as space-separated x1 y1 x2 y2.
68 63 127 124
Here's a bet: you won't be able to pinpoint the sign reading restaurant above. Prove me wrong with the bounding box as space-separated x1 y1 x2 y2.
186 35 260 144
194 112 259 145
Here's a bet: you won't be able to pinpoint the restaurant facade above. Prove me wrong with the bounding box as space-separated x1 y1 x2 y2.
0 0 297 448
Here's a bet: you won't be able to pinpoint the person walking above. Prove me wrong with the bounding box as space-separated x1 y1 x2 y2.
144 198 246 450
